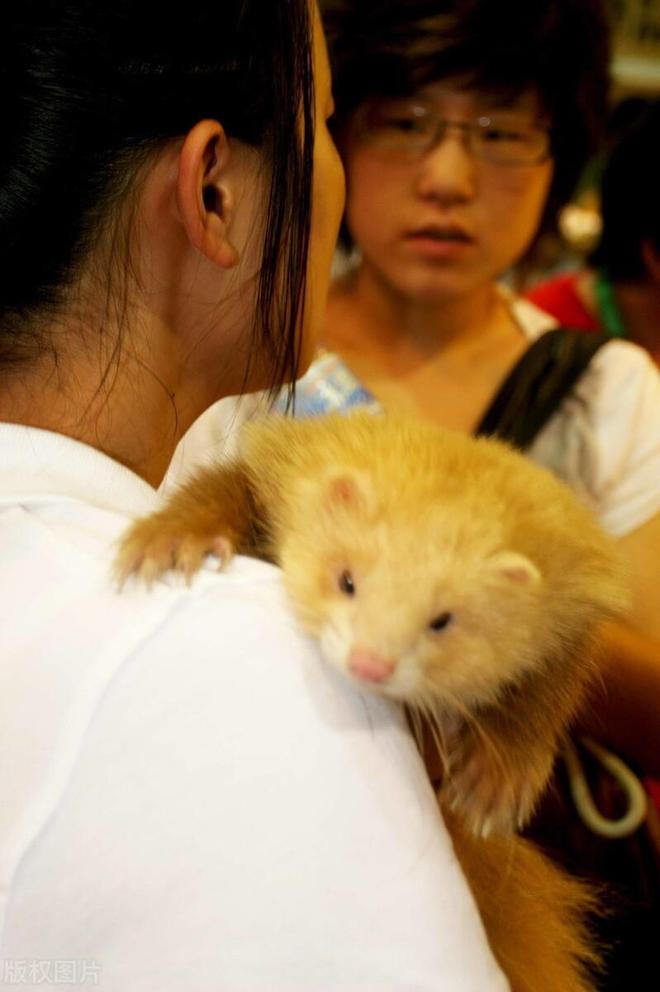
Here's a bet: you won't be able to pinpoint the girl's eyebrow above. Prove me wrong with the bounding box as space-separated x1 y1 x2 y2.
414 85 540 113
477 90 544 115
405 95 542 124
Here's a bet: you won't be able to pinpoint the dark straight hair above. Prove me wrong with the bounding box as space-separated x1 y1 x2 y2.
0 0 314 394
321 0 610 231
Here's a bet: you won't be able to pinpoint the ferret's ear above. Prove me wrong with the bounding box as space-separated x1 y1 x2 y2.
486 550 541 587
323 472 372 516
327 475 359 506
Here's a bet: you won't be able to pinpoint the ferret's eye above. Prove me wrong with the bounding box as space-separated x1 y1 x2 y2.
339 570 356 596
429 611 452 632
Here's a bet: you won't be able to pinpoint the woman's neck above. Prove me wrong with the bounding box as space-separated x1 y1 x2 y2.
0 314 203 488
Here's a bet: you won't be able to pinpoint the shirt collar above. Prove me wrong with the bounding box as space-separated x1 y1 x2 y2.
497 284 558 340
0 423 159 517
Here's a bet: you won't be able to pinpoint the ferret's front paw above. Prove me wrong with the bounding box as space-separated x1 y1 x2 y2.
114 513 234 588
440 737 554 838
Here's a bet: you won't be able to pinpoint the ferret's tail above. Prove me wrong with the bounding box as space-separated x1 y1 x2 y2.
445 809 602 992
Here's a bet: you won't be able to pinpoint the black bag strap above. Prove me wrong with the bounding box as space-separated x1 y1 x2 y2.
475 328 609 449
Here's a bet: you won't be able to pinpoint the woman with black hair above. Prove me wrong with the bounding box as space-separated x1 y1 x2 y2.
0 3 507 988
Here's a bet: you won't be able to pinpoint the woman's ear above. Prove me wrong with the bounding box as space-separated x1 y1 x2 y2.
176 119 239 269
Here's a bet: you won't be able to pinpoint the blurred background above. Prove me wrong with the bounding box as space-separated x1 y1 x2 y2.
520 0 659 286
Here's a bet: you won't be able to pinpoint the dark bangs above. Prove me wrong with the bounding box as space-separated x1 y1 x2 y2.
322 0 610 216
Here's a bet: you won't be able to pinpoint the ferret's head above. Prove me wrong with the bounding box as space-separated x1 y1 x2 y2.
248 412 626 713
278 469 572 711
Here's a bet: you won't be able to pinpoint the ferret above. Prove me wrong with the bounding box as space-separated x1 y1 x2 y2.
116 411 626 991
117 411 626 836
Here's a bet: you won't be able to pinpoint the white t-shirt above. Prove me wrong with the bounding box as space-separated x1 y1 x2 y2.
0 424 507 991
162 393 265 495
510 296 660 537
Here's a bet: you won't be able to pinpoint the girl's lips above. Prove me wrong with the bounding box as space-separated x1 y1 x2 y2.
404 230 475 259
409 225 473 241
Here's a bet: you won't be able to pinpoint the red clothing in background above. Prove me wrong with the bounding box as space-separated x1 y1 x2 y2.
525 272 601 332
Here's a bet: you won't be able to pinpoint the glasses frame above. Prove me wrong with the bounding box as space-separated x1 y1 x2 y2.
356 100 553 167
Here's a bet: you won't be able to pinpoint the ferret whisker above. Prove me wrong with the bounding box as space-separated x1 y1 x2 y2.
406 704 425 755
415 699 450 783
445 692 510 786
425 703 451 781
470 714 507 780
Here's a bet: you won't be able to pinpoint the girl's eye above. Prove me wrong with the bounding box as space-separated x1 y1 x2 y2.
482 126 524 143
429 612 452 632
339 570 356 596
385 115 426 134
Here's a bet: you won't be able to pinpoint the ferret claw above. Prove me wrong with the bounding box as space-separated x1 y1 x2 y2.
115 515 236 589
210 536 234 569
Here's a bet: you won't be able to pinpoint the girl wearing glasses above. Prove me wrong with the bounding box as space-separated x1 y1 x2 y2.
293 0 660 719
300 0 610 428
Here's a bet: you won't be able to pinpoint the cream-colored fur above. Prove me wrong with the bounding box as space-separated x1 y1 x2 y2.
118 411 626 833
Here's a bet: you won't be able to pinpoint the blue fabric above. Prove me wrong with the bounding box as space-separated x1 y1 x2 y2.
280 352 380 418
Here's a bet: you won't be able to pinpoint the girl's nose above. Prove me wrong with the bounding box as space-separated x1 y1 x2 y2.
414 133 476 206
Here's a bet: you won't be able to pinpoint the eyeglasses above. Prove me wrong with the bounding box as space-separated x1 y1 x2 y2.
356 99 552 166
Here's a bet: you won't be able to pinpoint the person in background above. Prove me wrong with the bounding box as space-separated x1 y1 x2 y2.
0 3 509 989
526 99 660 362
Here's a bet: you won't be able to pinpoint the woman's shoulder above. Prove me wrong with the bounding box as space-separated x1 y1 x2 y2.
581 336 659 394
127 555 306 659
529 338 660 536
564 337 660 434
163 392 268 491
1 544 508 992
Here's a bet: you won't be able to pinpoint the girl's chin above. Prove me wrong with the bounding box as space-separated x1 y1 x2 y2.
384 268 493 305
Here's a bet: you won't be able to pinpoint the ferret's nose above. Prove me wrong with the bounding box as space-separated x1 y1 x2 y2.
348 650 395 684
